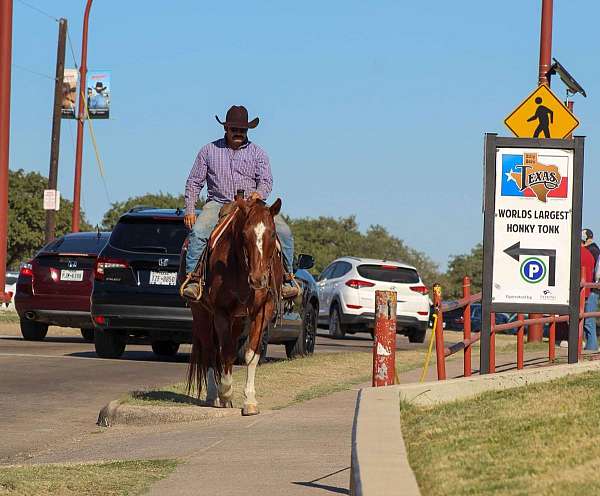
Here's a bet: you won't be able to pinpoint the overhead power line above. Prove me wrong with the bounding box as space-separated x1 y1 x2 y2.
15 0 58 22
12 63 56 81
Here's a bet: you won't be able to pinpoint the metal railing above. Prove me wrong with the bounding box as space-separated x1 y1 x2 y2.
432 270 600 380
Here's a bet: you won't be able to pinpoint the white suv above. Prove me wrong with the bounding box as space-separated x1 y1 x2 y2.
316 257 430 342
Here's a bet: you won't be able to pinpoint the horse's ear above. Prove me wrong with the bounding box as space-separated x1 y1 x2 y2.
269 198 282 217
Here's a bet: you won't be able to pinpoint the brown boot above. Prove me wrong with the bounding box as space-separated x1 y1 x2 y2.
182 282 202 300
281 274 300 299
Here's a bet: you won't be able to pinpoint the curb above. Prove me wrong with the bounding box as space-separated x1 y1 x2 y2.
350 360 600 495
396 359 600 406
97 401 240 427
350 387 420 496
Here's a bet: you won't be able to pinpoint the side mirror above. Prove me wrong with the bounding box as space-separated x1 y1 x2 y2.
296 253 315 271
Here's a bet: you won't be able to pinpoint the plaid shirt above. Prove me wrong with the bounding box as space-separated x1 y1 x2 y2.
184 138 273 215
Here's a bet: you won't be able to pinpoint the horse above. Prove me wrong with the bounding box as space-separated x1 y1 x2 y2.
186 197 284 416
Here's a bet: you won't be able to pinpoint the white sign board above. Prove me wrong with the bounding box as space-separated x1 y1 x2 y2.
492 147 573 306
43 189 60 211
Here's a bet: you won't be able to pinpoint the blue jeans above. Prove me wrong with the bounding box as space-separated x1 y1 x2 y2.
185 201 294 274
584 291 599 350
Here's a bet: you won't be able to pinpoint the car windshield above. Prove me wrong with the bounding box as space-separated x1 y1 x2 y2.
43 234 108 255
109 217 188 255
357 264 419 284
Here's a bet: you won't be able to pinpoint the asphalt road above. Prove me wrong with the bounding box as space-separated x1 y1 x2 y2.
0 325 424 464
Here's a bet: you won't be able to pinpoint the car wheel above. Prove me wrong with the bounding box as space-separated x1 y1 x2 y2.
20 320 48 341
151 340 180 357
286 303 317 359
408 327 426 344
94 328 126 359
328 305 346 339
80 328 94 342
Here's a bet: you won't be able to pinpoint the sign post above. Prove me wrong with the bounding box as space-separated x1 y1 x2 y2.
481 134 584 372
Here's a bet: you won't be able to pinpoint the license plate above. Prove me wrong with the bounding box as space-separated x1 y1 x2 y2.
60 269 84 281
149 271 177 286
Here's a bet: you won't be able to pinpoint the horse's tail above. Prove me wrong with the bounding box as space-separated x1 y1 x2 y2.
186 308 223 397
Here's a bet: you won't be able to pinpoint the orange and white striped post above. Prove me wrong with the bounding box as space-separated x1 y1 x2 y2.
372 290 397 387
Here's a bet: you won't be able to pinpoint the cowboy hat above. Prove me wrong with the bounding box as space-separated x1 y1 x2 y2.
215 105 259 129
94 81 107 91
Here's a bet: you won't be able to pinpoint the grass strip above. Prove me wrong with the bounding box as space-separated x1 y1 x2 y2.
401 370 600 496
0 312 19 324
0 459 177 496
126 350 424 410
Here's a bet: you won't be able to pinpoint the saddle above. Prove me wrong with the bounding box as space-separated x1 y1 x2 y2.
180 203 299 303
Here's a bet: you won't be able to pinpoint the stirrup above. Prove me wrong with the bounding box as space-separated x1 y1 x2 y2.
180 273 204 302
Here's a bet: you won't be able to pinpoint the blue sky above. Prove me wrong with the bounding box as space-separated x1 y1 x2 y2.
9 0 600 269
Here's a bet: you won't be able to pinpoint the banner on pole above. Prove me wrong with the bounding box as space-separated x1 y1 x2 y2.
61 68 78 119
86 71 110 119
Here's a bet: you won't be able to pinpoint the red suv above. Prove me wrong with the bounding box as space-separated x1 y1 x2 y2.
14 231 110 341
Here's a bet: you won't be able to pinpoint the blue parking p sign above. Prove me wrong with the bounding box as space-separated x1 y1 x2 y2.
520 257 546 284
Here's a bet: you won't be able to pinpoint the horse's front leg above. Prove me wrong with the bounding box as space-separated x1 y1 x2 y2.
215 314 242 408
242 300 274 416
205 368 220 407
242 347 260 416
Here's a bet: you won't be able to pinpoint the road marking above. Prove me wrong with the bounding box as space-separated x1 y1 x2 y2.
0 352 172 364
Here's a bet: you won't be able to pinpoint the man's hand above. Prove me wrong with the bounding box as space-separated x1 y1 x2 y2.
249 192 263 201
184 213 197 229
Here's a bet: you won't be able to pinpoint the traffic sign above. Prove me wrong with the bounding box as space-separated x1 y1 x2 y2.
504 85 579 139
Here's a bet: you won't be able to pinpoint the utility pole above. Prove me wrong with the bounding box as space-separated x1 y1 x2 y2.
45 18 68 244
72 0 94 233
0 0 13 303
529 0 554 342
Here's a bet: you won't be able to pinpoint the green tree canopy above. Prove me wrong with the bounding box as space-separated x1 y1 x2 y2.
100 192 204 230
287 215 440 286
442 243 483 299
7 169 92 269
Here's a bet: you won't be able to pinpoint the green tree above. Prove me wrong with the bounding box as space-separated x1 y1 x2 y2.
7 169 92 269
442 243 483 298
287 215 440 286
101 192 204 230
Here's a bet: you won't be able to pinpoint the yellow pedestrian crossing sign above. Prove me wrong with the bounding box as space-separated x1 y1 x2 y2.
504 85 579 139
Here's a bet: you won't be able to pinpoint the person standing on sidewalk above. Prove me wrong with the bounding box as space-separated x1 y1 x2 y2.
583 229 600 351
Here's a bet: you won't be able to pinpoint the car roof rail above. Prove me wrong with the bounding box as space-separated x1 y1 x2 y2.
127 205 155 213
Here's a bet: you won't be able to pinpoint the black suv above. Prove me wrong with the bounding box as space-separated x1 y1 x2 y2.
91 207 318 360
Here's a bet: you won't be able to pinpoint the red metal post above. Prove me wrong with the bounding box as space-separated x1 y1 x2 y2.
372 290 397 387
517 313 525 370
463 276 472 377
549 316 556 362
490 312 496 373
72 0 94 232
0 0 13 303
433 284 446 380
528 0 554 339
538 0 553 86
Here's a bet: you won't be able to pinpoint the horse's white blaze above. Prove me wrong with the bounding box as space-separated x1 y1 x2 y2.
254 222 266 258
244 348 260 406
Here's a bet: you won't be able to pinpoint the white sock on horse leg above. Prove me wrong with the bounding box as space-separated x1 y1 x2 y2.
244 348 260 406
218 371 233 402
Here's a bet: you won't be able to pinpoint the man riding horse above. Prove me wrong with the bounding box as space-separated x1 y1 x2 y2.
181 105 297 300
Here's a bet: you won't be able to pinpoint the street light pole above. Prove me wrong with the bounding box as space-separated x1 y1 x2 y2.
72 0 94 233
538 0 553 87
0 0 13 302
529 0 554 342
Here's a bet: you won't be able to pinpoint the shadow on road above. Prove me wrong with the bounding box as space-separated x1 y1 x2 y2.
292 466 350 495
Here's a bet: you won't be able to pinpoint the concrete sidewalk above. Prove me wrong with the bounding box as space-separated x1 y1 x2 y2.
20 347 560 495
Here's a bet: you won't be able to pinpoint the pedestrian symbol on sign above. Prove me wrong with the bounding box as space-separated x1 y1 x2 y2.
520 257 546 284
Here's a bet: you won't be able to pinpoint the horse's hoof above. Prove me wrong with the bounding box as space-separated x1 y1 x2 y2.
242 404 260 416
